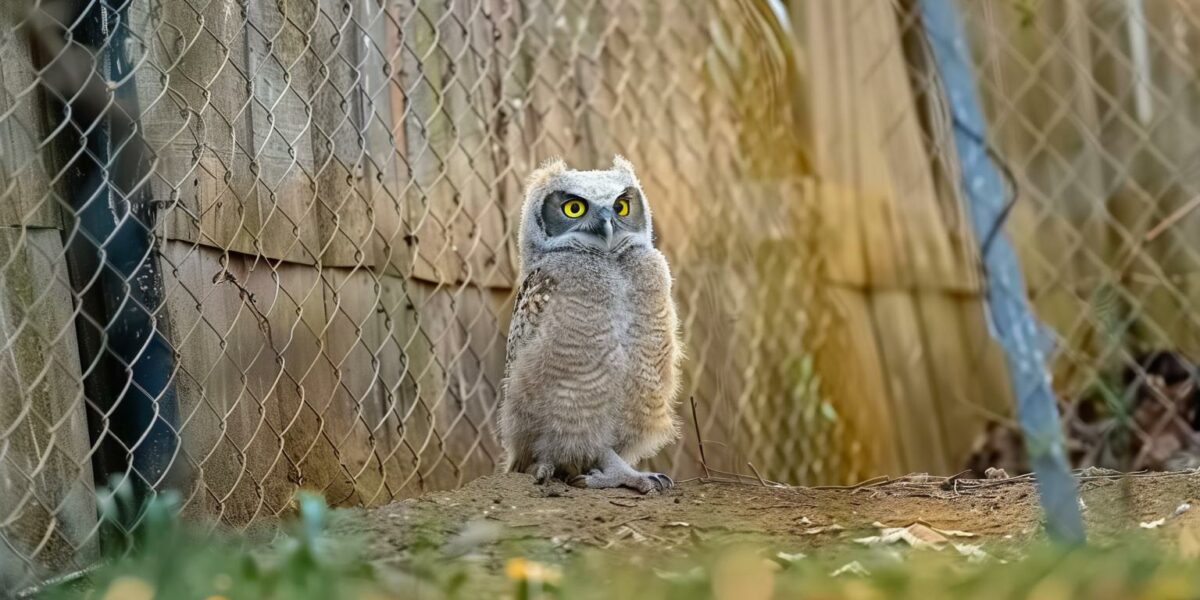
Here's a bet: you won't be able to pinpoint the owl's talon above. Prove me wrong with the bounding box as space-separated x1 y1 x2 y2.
531 462 555 485
650 473 674 490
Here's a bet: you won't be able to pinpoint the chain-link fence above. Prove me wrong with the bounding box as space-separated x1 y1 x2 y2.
1 0 845 588
4 0 1200 590
930 0 1200 476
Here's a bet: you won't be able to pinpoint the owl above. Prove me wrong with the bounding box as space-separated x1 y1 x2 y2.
499 156 682 493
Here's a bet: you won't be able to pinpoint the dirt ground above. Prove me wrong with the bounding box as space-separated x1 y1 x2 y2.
341 470 1200 592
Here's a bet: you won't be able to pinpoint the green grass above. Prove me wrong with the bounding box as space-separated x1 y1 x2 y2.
39 480 1200 600
40 480 396 600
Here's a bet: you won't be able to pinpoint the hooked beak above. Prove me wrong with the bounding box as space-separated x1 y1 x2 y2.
596 206 615 249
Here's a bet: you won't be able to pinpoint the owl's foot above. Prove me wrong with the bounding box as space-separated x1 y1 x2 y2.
529 462 555 485
564 448 674 493
569 469 673 493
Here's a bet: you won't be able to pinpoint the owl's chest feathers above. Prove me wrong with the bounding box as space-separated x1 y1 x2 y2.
548 265 635 349
536 251 668 374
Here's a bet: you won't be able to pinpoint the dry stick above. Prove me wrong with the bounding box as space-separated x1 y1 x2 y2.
682 472 769 487
811 475 891 491
690 396 711 479
1146 195 1200 241
707 467 755 484
939 469 972 491
747 462 769 487
609 514 653 530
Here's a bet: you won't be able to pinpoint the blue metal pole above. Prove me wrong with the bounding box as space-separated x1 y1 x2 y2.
55 0 181 493
917 0 1085 543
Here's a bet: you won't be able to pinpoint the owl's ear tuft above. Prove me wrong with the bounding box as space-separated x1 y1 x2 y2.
527 157 568 191
612 155 636 176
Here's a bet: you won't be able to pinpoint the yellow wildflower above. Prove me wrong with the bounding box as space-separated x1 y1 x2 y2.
100 577 155 600
505 557 563 585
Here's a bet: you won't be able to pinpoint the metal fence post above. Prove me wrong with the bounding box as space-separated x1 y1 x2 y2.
45 0 182 497
917 0 1086 544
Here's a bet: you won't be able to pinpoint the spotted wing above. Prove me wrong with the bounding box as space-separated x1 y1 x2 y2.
505 268 557 376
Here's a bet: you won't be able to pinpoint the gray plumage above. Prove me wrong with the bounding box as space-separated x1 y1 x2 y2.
499 156 682 493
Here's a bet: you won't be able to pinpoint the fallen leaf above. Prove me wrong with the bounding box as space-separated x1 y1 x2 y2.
830 561 871 578
905 523 950 545
654 567 705 583
802 524 845 535
923 523 978 538
1140 518 1166 530
775 551 807 563
953 543 999 564
855 523 948 550
614 525 648 542
937 529 978 538
442 520 504 556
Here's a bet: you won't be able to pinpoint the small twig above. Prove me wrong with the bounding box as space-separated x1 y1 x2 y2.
16 564 101 599
609 514 652 530
939 469 972 491
1146 195 1200 241
811 475 890 491
747 462 769 487
707 467 754 484
690 396 711 479
688 474 768 487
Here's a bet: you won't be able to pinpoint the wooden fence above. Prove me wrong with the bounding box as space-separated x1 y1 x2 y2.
9 0 1200 590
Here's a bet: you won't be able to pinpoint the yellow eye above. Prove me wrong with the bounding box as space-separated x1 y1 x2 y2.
615 198 630 217
562 198 587 218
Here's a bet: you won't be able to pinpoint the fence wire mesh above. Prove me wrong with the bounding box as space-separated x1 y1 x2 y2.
933 0 1200 477
2 0 1199 590
0 0 844 587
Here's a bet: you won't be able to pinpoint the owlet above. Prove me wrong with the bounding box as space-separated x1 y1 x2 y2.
499 156 683 493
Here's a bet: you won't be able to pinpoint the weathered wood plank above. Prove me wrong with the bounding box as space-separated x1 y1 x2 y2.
806 0 977 291
375 276 508 492
0 228 96 587
317 268 393 505
367 0 414 280
914 292 1014 469
221 254 359 506
242 0 323 264
405 279 508 486
139 0 263 258
817 286 905 476
869 291 952 475
160 242 294 524
0 3 61 229
390 0 510 287
309 0 376 268
374 273 445 494
515 0 595 167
